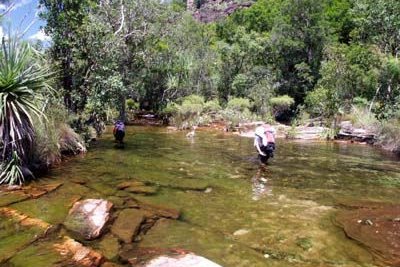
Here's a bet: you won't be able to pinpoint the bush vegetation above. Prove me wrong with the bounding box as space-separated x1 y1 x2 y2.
2 0 400 183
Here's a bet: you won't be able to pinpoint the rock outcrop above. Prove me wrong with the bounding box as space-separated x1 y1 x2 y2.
188 0 254 23
337 121 376 143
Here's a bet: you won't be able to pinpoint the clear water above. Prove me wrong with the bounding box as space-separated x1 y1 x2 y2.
6 126 400 266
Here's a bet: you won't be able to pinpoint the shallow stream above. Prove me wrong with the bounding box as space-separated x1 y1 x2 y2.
3 126 400 266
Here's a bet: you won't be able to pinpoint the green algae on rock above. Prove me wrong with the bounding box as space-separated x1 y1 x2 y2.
0 208 52 264
8 239 65 267
335 203 400 266
111 208 145 243
98 234 120 261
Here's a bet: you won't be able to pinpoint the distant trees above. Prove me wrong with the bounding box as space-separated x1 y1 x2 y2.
37 0 400 124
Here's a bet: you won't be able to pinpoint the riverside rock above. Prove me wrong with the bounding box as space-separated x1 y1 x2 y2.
64 199 113 240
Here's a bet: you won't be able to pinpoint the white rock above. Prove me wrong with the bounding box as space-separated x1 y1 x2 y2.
65 199 113 240
145 254 222 267
233 229 250 236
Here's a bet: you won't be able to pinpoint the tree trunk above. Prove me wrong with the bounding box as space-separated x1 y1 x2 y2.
119 94 126 122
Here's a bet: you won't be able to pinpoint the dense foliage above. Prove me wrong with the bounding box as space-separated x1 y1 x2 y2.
2 0 400 183
35 0 400 123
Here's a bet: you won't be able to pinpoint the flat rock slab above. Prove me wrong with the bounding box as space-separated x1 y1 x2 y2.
335 203 400 266
117 181 157 195
117 181 146 190
0 191 30 207
111 209 145 243
137 201 180 220
125 186 158 195
54 237 104 267
0 208 52 263
8 239 64 267
64 199 113 240
99 234 120 261
0 183 63 207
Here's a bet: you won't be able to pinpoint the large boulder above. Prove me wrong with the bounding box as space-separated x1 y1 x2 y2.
64 199 113 240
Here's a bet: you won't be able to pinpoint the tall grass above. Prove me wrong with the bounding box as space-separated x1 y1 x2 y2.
348 106 400 153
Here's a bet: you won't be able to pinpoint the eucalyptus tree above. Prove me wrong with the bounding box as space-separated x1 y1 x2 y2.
39 0 96 112
82 0 176 119
351 0 400 57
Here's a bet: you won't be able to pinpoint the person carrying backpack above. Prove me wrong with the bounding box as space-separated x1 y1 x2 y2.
254 124 276 164
113 120 125 144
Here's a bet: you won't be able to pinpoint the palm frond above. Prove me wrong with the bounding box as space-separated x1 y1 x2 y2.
0 36 54 185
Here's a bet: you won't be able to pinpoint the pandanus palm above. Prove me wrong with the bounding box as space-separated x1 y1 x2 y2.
0 38 52 185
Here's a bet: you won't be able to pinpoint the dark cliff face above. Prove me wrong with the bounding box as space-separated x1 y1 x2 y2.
188 0 254 23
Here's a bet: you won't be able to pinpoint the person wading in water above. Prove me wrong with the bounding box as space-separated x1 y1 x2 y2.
254 124 276 164
113 120 125 145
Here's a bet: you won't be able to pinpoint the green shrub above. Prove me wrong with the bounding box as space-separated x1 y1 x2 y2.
352 97 369 108
204 99 221 113
180 95 205 116
223 97 258 130
226 97 251 112
126 98 139 111
162 95 206 129
269 95 295 117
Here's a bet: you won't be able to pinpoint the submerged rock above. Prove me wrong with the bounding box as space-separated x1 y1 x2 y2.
54 237 104 267
64 199 113 240
99 234 120 261
233 229 250 236
0 208 53 263
0 182 63 207
111 208 145 243
137 201 180 220
335 202 400 266
117 181 146 190
117 181 158 195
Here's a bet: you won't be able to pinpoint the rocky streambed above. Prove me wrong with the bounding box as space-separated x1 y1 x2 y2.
0 179 219 267
1 126 400 267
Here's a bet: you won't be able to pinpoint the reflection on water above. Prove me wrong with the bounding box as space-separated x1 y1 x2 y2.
252 166 273 201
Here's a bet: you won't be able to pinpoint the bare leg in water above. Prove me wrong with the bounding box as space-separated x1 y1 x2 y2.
251 165 273 200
